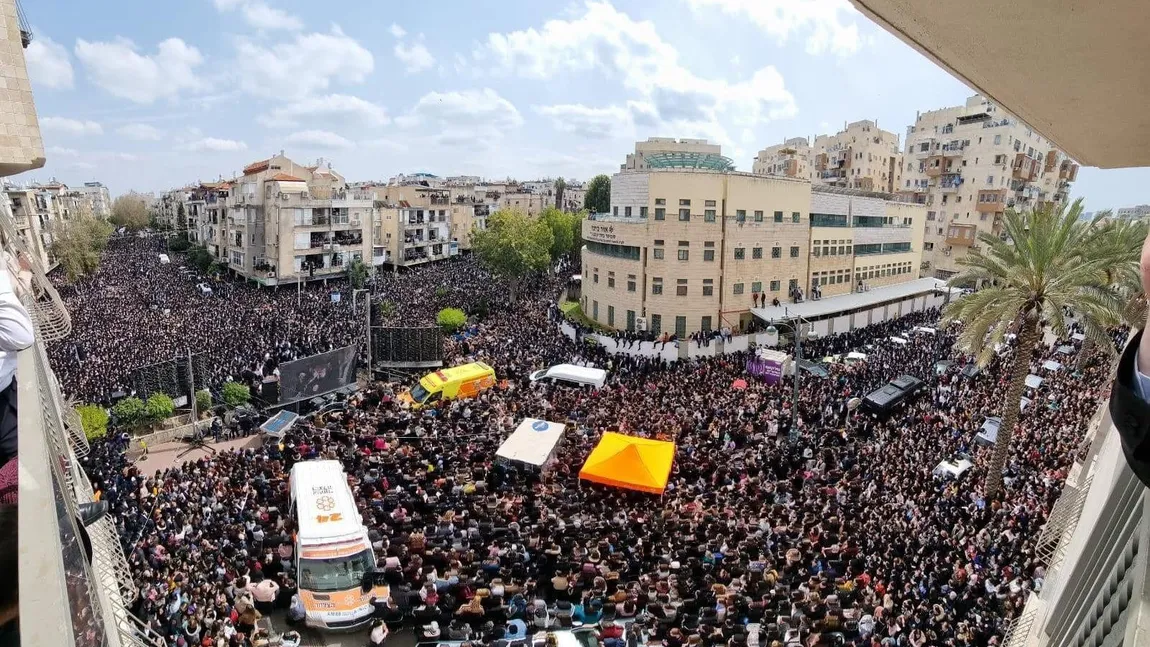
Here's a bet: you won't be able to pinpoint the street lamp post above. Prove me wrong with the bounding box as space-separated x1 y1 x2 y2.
765 309 816 445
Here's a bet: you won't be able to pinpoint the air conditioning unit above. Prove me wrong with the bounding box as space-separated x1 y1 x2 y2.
635 317 647 331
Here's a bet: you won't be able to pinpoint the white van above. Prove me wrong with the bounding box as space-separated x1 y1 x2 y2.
197 282 213 295
529 363 607 389
845 351 868 365
933 454 974 479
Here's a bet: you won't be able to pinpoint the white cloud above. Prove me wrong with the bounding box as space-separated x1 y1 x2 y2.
75 37 203 104
64 161 97 171
398 88 523 131
234 26 373 97
26 34 74 89
186 137 248 152
394 41 435 73
46 145 80 157
283 130 355 150
534 104 632 139
257 94 389 129
213 0 302 31
41 117 103 136
117 123 164 141
361 137 408 152
389 24 407 39
474 1 796 135
685 0 862 56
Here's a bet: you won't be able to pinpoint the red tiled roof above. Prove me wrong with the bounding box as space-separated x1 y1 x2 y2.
269 173 304 182
243 159 270 174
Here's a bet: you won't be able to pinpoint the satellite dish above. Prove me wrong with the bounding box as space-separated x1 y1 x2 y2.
847 397 862 411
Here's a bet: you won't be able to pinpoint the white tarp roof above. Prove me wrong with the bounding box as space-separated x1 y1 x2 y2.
1042 360 1063 371
913 326 937 335
495 418 566 468
750 277 956 322
1071 332 1086 341
158 253 170 264
846 351 868 361
890 336 909 345
1025 374 1044 389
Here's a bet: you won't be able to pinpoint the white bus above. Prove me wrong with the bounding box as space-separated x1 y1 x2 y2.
289 460 384 630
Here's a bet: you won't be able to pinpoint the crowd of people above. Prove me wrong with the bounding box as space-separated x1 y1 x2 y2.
72 237 1116 647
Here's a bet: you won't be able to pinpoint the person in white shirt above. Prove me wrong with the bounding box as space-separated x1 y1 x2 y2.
0 256 34 465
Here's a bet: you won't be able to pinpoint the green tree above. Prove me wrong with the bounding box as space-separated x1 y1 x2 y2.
144 393 175 422
168 234 191 252
50 216 114 282
188 245 215 272
76 404 110 441
176 202 187 232
435 285 450 298
195 389 212 415
221 381 251 407
540 207 575 260
436 307 467 333
471 209 553 302
1076 212 1147 365
111 396 147 428
110 194 150 230
554 177 567 211
375 300 397 321
943 199 1121 496
348 258 369 289
584 174 610 213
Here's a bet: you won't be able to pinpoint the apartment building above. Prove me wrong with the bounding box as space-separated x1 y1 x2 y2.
222 154 382 285
901 95 1078 279
622 137 733 171
752 137 815 181
1115 204 1150 221
75 181 111 218
187 181 230 257
372 182 487 265
5 185 59 267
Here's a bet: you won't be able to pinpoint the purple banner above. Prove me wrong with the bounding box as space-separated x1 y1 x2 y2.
746 357 783 384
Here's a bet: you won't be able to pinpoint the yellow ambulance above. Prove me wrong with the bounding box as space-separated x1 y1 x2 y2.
400 362 496 408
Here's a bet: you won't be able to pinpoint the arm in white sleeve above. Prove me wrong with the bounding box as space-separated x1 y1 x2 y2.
0 268 34 351
1134 351 1150 403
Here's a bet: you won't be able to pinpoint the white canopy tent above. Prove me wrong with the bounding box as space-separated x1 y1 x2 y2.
1025 374 1044 389
495 418 566 470
1042 360 1063 371
890 336 909 345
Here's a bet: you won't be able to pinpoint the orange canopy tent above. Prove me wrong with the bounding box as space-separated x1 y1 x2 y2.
578 432 676 495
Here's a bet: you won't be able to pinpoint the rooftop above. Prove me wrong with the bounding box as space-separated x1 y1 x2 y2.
644 151 735 171
751 278 957 322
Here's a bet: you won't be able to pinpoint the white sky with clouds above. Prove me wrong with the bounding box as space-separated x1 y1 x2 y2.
16 0 1148 211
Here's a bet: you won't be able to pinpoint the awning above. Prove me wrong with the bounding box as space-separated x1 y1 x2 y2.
1025 374 1044 389
751 278 956 322
579 432 675 495
1043 360 1063 371
496 418 566 468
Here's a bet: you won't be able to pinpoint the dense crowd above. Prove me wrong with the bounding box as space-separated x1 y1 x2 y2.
74 240 1115 647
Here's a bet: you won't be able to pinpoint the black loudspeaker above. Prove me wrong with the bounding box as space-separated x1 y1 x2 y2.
260 380 280 404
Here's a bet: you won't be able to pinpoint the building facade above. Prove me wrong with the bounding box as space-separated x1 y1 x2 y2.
221 155 381 285
1114 204 1150 221
900 95 1078 279
812 120 903 193
752 137 815 181
76 181 111 219
622 137 733 171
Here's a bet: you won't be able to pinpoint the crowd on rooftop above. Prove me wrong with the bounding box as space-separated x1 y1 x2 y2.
71 235 1116 647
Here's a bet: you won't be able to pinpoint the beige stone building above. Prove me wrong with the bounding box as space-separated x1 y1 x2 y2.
900 95 1078 278
580 168 811 336
622 137 733 171
4 185 58 268
755 121 902 193
371 182 493 265
0 1 42 179
220 155 382 285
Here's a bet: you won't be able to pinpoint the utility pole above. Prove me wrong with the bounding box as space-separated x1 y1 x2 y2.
187 348 197 425
365 291 372 379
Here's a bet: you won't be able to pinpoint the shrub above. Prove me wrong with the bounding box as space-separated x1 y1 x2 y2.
168 235 191 252
435 285 450 298
76 404 110 441
145 393 175 422
348 259 369 289
221 381 251 407
111 397 146 428
376 300 397 320
436 307 467 333
195 389 212 414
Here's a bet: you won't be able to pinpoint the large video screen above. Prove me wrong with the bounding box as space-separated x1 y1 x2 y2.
279 345 358 402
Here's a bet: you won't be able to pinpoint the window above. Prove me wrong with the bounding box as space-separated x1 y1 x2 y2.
640 206 648 218
653 248 664 259
607 272 615 288
586 241 640 260
701 316 712 332
736 209 746 222
754 210 763 222
769 280 780 292
655 198 666 205
677 249 689 261
676 279 688 296
651 278 663 295
704 209 716 222
613 207 618 216
704 241 714 247
774 211 783 223
655 208 665 220
751 281 762 293
702 279 714 296
675 316 687 337
679 209 691 221
790 246 800 258
771 246 781 259
677 199 691 207
733 282 744 295
987 175 994 185
593 300 599 319
792 212 801 223
627 310 636 331
703 249 715 262
624 206 632 217
734 248 745 260
752 247 763 260
837 245 845 255
593 272 599 283
704 200 716 207
627 275 636 292
607 306 614 327
788 279 798 291
650 314 661 334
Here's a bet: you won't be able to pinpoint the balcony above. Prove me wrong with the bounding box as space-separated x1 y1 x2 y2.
976 189 1007 213
1013 153 1039 181
945 224 978 246
938 174 964 192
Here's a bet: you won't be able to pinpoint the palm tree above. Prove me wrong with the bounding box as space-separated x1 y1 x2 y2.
1082 212 1148 329
943 199 1121 497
